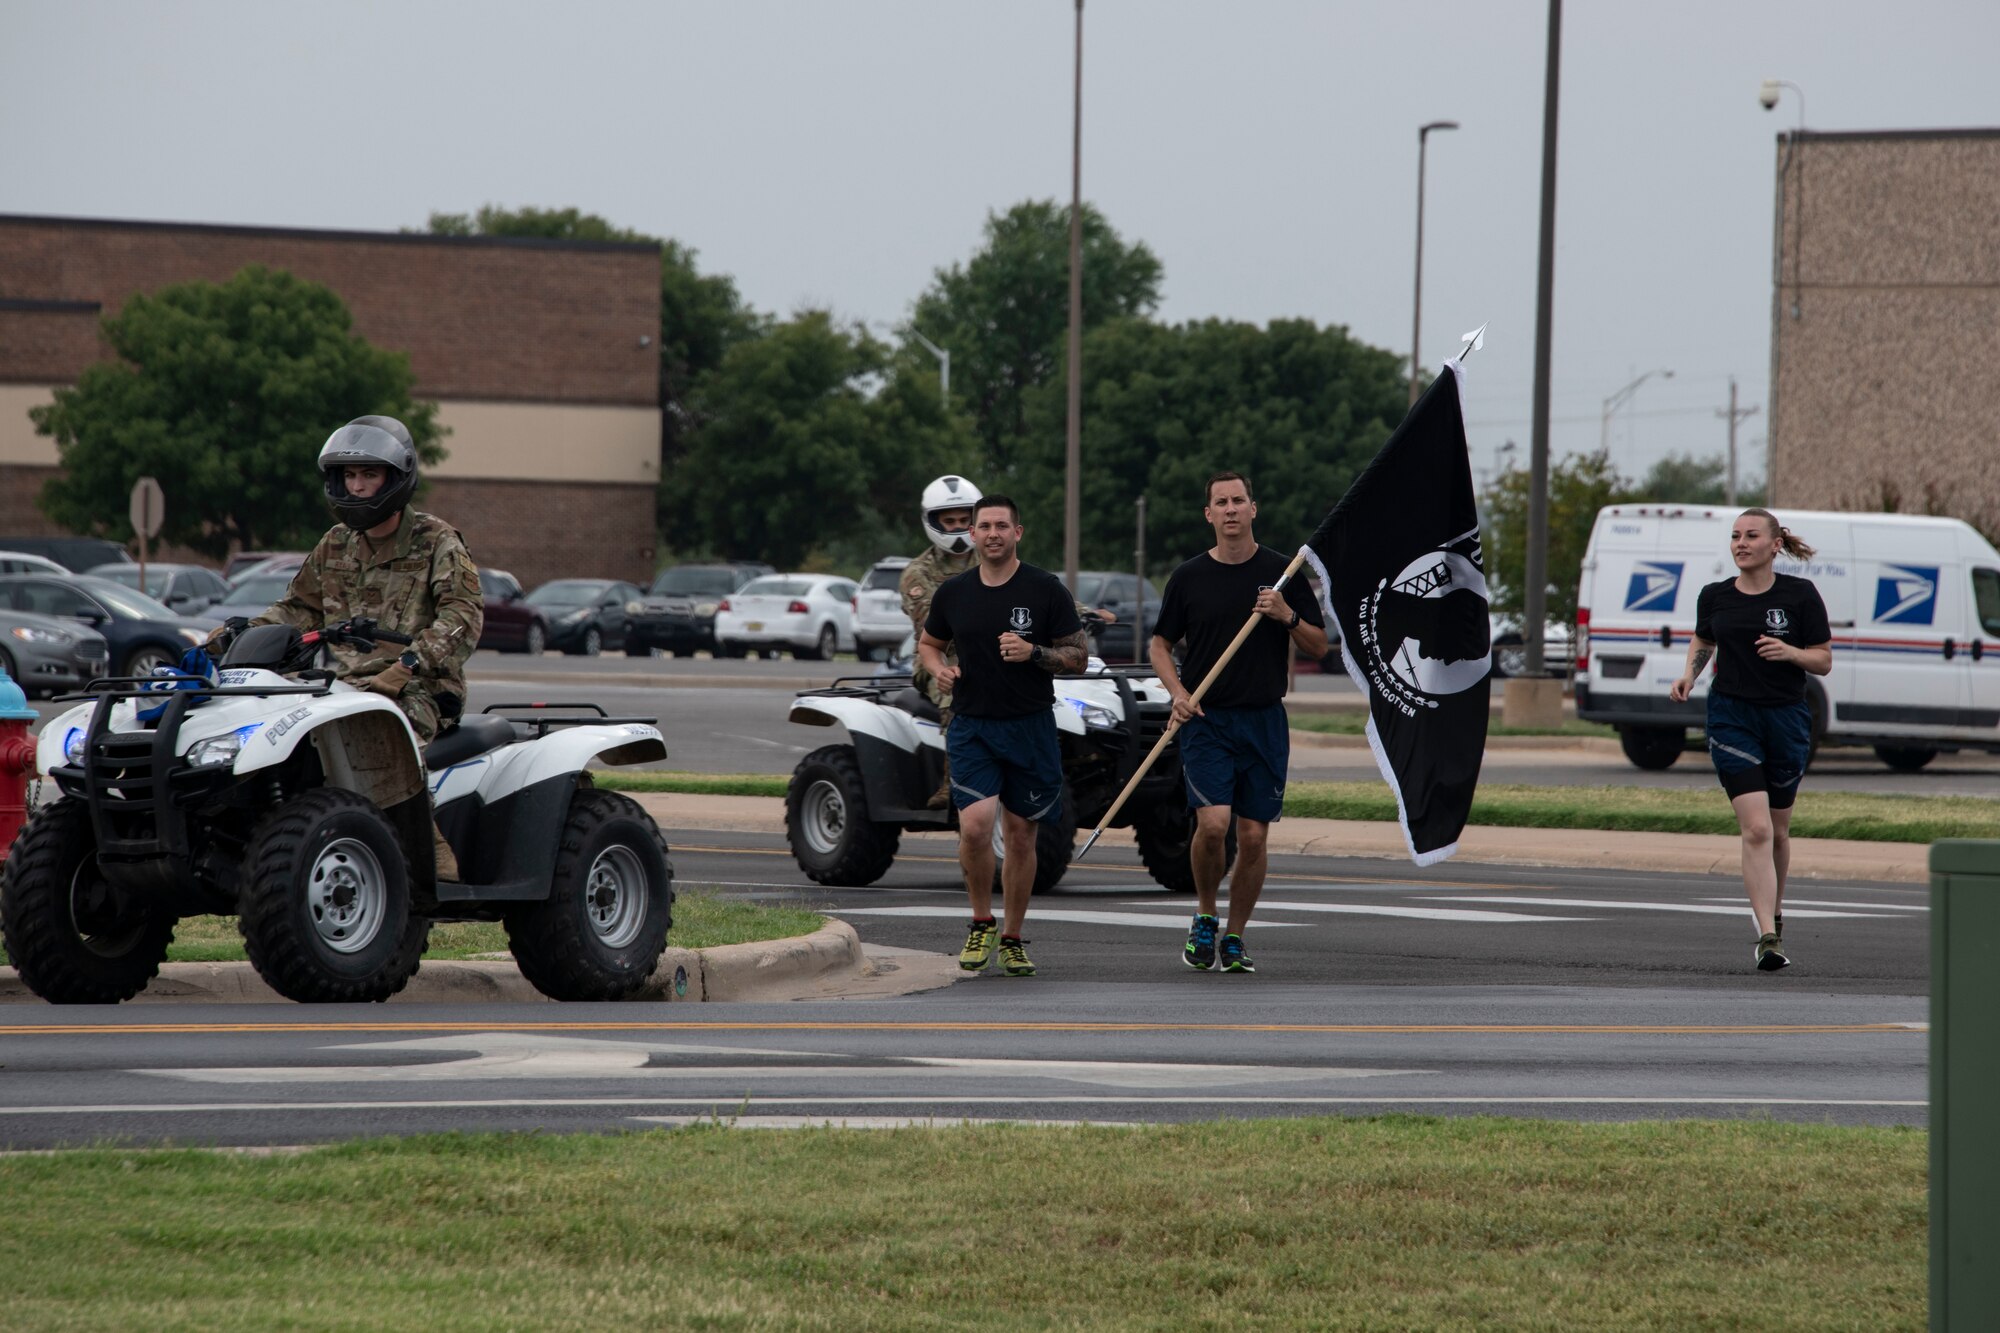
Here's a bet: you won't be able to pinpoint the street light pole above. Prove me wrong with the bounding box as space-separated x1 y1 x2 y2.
1599 368 1674 455
1409 120 1459 408
1523 0 1562 680
906 326 950 401
1063 0 1084 597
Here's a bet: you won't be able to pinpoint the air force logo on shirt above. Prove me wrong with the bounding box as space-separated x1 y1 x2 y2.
1765 607 1791 638
1009 607 1032 632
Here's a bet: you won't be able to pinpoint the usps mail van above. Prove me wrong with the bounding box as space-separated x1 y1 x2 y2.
1573 505 2000 771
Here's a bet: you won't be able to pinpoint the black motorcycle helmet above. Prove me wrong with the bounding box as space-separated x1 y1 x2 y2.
319 415 418 531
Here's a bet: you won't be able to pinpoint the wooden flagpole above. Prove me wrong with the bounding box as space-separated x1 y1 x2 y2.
1074 547 1309 860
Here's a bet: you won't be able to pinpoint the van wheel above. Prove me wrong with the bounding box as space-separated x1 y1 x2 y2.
990 791 1077 896
506 790 674 1001
1490 634 1527 679
787 745 900 886
1874 746 1936 773
1619 726 1685 771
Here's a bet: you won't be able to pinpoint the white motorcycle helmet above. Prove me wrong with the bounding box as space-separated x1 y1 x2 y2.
921 475 984 556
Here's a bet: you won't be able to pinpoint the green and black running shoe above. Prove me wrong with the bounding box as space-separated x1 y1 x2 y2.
1754 932 1790 972
1184 914 1219 970
960 919 998 972
1219 934 1256 974
998 936 1037 977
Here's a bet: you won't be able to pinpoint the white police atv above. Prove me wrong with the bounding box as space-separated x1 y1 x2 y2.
1 618 675 1005
783 658 1233 894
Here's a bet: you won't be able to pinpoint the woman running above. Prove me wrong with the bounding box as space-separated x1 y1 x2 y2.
1669 508 1832 971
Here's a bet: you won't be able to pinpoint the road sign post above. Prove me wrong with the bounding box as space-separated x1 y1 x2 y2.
129 476 164 592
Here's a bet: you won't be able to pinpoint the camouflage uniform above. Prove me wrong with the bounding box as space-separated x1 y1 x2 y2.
899 546 975 718
253 507 483 744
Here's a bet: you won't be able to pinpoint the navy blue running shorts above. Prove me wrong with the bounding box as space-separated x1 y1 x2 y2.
946 712 1066 823
1179 702 1289 824
1706 691 1812 810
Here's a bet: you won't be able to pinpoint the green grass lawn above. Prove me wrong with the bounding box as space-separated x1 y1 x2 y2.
0 889 825 968
0 1118 1924 1331
598 771 1985 844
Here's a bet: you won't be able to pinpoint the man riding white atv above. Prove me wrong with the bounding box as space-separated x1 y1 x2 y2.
1 617 676 1005
783 655 1234 894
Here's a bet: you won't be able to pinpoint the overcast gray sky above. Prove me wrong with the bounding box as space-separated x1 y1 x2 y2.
5 0 1995 484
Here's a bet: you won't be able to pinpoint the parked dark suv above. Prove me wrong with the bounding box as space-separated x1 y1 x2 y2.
627 562 773 657
0 537 134 572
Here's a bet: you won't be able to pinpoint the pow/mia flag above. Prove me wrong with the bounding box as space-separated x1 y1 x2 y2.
1299 360 1489 865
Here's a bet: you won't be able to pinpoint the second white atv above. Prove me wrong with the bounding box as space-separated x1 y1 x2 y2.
2 618 676 1005
783 661 1234 894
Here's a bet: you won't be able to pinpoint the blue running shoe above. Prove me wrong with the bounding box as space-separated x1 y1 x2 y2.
1183 914 1218 970
1219 934 1256 974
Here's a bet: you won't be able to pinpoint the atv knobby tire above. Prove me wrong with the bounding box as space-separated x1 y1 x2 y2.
0 800 173 1004
787 744 900 887
239 788 429 1003
1134 803 1237 895
992 789 1078 896
506 789 675 1001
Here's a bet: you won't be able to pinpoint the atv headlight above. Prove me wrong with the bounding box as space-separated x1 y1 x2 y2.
187 724 262 768
1068 699 1121 730
62 727 85 765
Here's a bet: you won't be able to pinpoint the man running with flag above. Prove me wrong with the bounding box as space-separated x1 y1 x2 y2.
1149 472 1327 973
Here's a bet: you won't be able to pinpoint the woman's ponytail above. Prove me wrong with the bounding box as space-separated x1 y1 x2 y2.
1739 507 1815 561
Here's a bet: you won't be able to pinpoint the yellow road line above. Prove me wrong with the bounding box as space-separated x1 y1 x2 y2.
0 1021 1922 1037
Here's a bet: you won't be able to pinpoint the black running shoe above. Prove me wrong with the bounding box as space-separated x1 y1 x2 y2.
1219 934 1256 974
1755 932 1790 972
1183 914 1219 970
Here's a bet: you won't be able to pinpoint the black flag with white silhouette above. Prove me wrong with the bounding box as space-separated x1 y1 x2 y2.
1299 360 1490 864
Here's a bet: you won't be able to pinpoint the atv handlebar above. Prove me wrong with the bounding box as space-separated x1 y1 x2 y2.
299 617 414 651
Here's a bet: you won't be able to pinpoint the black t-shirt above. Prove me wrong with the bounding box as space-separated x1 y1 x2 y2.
1151 546 1324 710
1694 573 1831 706
923 561 1084 718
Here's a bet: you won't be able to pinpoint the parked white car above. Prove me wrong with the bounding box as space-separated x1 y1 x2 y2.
715 573 859 660
853 557 912 660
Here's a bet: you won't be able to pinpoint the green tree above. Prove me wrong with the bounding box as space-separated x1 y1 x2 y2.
666 312 976 568
1008 316 1407 574
1480 450 1633 629
32 266 443 558
910 200 1162 476
1629 450 1764 506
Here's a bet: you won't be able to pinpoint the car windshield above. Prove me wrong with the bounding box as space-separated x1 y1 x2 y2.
527 580 609 607
89 566 171 597
75 579 175 620
861 566 904 592
740 577 812 598
218 574 292 608
651 568 740 597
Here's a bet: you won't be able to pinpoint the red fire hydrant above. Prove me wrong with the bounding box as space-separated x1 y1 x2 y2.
0 668 39 863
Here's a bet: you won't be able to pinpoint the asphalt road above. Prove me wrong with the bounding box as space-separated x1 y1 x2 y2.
0 833 1926 1149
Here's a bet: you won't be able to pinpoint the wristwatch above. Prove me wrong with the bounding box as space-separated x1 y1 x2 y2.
398 649 420 671
1287 610 1301 630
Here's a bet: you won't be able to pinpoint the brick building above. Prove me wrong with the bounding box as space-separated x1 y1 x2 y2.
1768 129 2000 528
0 214 661 588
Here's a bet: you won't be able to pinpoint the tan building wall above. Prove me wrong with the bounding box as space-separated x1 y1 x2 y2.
1769 129 2000 528
0 216 663 587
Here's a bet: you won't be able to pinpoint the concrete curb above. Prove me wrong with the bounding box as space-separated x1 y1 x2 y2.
628 792 1929 884
0 920 965 1006
1290 729 1622 754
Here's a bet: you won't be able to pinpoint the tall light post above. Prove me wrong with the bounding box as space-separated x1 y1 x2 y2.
1760 78 1805 505
1521 0 1562 687
1063 0 1085 597
1409 120 1459 407
1599 367 1674 455
906 326 950 401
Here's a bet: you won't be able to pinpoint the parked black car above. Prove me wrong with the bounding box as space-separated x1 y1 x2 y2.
524 579 645 656
0 537 134 572
84 562 231 616
1073 571 1163 664
0 574 208 677
627 562 773 657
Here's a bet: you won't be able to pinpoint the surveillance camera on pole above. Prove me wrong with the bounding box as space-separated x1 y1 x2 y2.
1758 78 1780 110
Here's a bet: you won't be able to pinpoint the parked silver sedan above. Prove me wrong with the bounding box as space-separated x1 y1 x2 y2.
0 609 110 698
